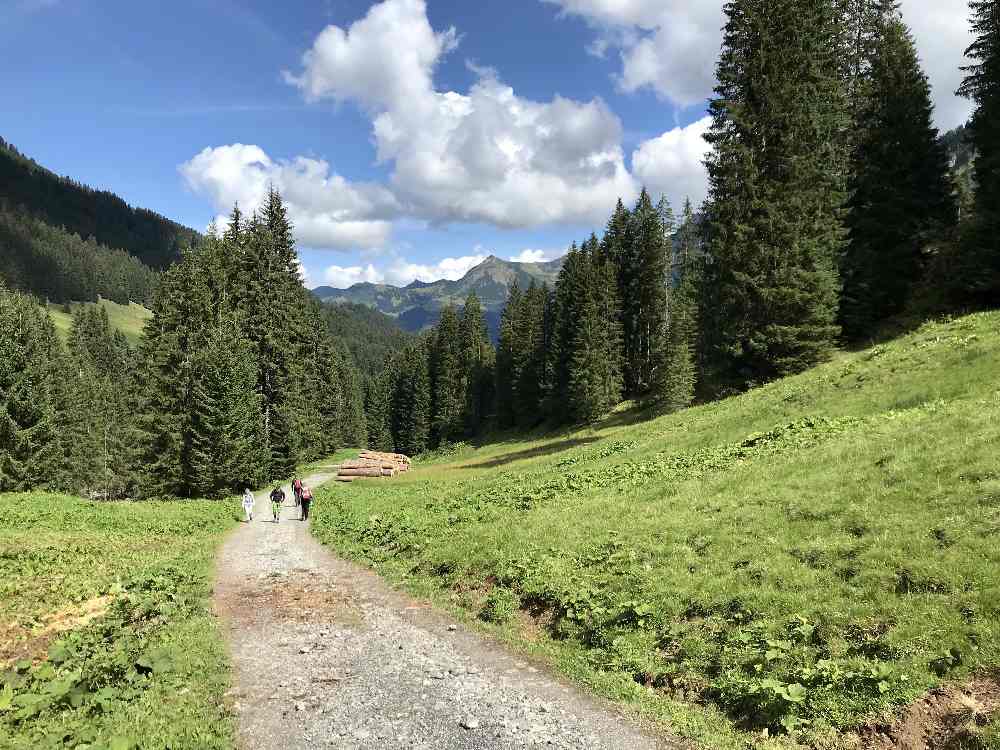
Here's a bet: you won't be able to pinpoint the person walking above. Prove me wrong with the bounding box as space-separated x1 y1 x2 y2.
300 485 313 521
292 477 303 507
269 486 285 523
242 488 255 522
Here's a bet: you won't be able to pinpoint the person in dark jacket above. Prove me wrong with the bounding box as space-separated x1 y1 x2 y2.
269 486 285 522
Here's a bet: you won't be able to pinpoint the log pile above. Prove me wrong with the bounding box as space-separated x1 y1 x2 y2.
335 451 411 482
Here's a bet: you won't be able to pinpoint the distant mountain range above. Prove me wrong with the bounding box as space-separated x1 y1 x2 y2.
312 254 564 338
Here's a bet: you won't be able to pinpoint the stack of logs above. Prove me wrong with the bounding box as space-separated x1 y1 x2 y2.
335 450 412 482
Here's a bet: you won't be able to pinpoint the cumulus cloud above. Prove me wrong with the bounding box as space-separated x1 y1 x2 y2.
631 116 711 212
284 0 638 228
180 143 397 251
321 252 487 289
543 0 722 107
545 0 973 128
510 248 557 263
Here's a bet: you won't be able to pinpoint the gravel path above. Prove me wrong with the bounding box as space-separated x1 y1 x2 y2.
214 472 679 750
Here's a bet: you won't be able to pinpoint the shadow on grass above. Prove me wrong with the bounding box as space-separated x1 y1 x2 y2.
458 437 601 469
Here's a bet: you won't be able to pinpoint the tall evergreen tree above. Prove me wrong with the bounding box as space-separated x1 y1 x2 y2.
956 0 1000 302
840 15 957 337
495 281 522 428
0 285 60 491
188 324 268 497
429 305 464 445
459 293 494 435
392 342 430 456
704 0 848 390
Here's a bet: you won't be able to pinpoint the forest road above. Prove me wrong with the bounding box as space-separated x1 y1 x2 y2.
213 470 682 750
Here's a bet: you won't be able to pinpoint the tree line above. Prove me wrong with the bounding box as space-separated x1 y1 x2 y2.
0 203 161 305
0 137 200 270
366 0 1000 453
0 191 367 498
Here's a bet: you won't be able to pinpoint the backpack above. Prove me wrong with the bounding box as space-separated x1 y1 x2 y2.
302 488 313 501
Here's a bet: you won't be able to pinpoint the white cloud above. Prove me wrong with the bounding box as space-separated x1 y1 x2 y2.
545 0 973 128
631 116 711 212
320 253 487 289
543 0 722 107
510 248 556 263
285 0 638 228
282 0 458 111
322 263 384 288
179 143 397 251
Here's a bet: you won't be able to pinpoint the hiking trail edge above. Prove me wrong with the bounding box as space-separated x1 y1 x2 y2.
213 471 682 749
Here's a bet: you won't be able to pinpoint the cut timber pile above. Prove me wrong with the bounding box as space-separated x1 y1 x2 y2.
335 451 411 482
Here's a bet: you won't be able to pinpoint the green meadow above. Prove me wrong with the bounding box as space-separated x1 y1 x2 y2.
47 299 152 345
311 311 1000 748
0 495 237 750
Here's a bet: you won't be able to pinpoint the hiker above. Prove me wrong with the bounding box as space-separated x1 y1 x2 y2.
242 488 255 522
269 486 285 522
300 485 313 521
292 477 303 507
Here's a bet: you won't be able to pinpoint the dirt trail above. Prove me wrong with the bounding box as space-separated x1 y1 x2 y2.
213 472 679 749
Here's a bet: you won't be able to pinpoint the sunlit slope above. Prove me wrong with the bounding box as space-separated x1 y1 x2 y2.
312 311 1000 747
47 298 152 344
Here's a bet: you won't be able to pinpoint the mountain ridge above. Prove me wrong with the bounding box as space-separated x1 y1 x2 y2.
312 254 564 337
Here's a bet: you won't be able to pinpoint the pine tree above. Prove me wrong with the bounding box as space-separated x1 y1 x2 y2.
495 281 522 428
430 305 464 445
392 342 430 456
336 345 368 448
566 241 623 421
656 198 703 411
0 286 60 491
515 283 548 427
459 293 494 435
704 0 848 391
956 0 1000 302
189 324 268 497
840 15 957 338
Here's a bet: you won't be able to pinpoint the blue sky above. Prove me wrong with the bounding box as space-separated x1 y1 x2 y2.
1 0 972 288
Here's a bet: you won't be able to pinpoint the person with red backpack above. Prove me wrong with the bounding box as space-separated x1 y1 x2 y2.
300 485 314 521
292 477 303 507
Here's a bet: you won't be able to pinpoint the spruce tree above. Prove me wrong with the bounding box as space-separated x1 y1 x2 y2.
704 0 848 390
956 0 1000 302
515 283 548 427
459 293 494 435
495 281 522 428
656 198 703 411
392 342 430 456
0 286 60 491
189 324 268 497
840 16 957 338
429 305 464 445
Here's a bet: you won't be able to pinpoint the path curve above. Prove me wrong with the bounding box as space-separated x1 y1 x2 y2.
214 472 679 749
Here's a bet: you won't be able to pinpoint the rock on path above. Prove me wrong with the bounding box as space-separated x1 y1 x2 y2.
213 473 678 749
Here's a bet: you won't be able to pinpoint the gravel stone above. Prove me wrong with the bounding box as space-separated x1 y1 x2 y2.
214 472 679 749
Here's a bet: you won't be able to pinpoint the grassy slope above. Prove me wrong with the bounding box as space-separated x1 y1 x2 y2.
47 298 152 345
311 311 1000 748
0 495 239 749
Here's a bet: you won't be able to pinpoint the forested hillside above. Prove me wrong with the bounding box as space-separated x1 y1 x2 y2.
0 137 200 270
364 1 998 463
0 192 367 499
0 205 160 304
320 302 413 380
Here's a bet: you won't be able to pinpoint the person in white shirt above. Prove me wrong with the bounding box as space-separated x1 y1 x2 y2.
242 488 255 522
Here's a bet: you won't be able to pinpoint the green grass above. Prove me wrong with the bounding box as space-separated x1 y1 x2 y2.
47 298 152 345
311 310 1000 749
0 494 239 749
